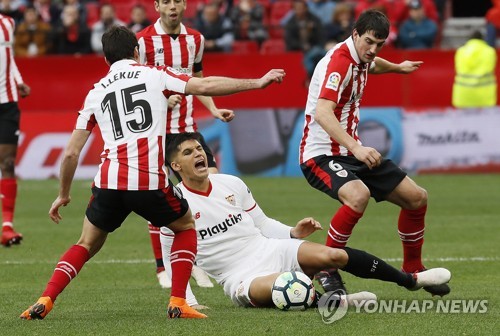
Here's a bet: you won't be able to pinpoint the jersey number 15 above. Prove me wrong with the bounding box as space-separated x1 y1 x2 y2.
101 84 153 140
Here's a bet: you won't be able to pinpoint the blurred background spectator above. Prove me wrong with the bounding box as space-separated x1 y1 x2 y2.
284 0 324 77
307 0 336 26
195 2 234 52
0 0 26 24
452 30 497 108
398 0 438 49
90 3 124 54
63 0 87 27
324 2 354 49
14 5 52 56
486 0 500 46
229 0 267 46
53 4 91 55
33 0 62 27
127 3 150 34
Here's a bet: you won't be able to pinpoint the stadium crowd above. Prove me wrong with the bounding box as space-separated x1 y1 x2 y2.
0 0 493 58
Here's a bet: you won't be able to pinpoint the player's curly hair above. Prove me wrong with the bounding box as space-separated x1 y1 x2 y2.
102 26 139 65
354 9 390 40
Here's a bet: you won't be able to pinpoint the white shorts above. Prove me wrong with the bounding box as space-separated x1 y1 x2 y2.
224 238 305 307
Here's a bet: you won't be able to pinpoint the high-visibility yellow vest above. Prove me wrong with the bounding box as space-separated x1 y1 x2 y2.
452 39 497 108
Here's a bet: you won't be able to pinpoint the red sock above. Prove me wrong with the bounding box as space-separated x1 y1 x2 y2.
148 223 165 272
170 229 197 299
1 178 17 224
42 245 90 301
325 205 363 248
398 205 426 273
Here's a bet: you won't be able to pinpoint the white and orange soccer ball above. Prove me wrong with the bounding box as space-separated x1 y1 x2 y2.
271 271 316 311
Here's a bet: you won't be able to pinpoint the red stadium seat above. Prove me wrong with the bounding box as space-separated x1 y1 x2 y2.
231 40 259 54
260 38 286 54
113 3 134 23
86 2 100 26
269 0 292 26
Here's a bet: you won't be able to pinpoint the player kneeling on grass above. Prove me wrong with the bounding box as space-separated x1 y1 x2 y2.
162 133 452 308
20 26 286 320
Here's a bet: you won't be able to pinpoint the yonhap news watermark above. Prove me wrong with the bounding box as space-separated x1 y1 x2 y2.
317 292 488 324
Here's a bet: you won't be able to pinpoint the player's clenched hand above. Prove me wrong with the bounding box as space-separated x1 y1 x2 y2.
259 69 286 88
18 83 31 98
167 94 182 109
398 60 423 74
49 196 71 224
212 108 235 122
291 217 322 239
352 145 382 170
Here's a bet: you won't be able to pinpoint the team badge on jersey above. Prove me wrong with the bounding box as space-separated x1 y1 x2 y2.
225 194 235 206
325 72 341 91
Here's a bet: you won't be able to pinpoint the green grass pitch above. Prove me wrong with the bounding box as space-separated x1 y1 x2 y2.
1 175 499 335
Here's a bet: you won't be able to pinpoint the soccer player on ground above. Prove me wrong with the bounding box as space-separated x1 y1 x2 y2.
298 9 450 296
162 133 451 308
136 0 231 288
19 26 285 320
0 14 30 247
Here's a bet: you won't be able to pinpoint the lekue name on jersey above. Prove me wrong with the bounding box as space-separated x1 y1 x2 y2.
101 71 141 89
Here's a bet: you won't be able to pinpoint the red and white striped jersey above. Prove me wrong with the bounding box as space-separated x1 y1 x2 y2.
0 14 23 104
300 37 374 163
75 60 190 190
137 21 204 134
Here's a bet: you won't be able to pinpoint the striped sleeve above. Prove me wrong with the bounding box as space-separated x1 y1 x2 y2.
318 52 352 104
75 93 97 131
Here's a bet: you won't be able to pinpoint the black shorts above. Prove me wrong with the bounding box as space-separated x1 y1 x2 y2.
165 132 216 181
85 181 189 233
301 155 407 202
0 102 20 144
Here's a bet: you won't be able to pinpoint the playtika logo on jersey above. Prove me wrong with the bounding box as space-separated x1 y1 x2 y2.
198 213 243 239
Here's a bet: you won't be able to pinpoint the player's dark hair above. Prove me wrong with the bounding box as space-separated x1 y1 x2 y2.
354 9 390 40
165 132 201 163
102 26 138 65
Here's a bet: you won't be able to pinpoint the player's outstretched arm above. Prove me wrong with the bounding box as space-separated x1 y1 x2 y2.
370 57 423 74
49 129 91 224
193 71 235 122
185 69 286 97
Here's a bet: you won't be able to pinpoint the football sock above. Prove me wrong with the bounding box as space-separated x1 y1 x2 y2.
1 178 17 224
170 228 197 299
325 205 363 248
161 231 198 306
42 245 90 301
148 223 165 272
341 247 415 288
398 205 426 273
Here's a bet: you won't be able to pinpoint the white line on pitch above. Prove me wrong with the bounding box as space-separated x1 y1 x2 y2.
1 256 499 265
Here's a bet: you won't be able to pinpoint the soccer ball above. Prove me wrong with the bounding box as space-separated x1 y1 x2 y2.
271 271 316 311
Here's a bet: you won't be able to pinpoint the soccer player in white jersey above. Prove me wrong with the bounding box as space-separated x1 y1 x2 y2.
137 0 230 288
19 26 285 320
299 10 449 296
0 14 30 247
162 133 451 308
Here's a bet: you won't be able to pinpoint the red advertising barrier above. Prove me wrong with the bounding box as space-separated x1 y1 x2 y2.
16 49 464 113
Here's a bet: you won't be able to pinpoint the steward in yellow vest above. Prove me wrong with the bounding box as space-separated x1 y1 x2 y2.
452 31 497 107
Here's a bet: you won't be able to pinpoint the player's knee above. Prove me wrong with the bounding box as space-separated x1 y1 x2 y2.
327 248 348 269
0 157 16 176
408 187 428 210
340 184 370 212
